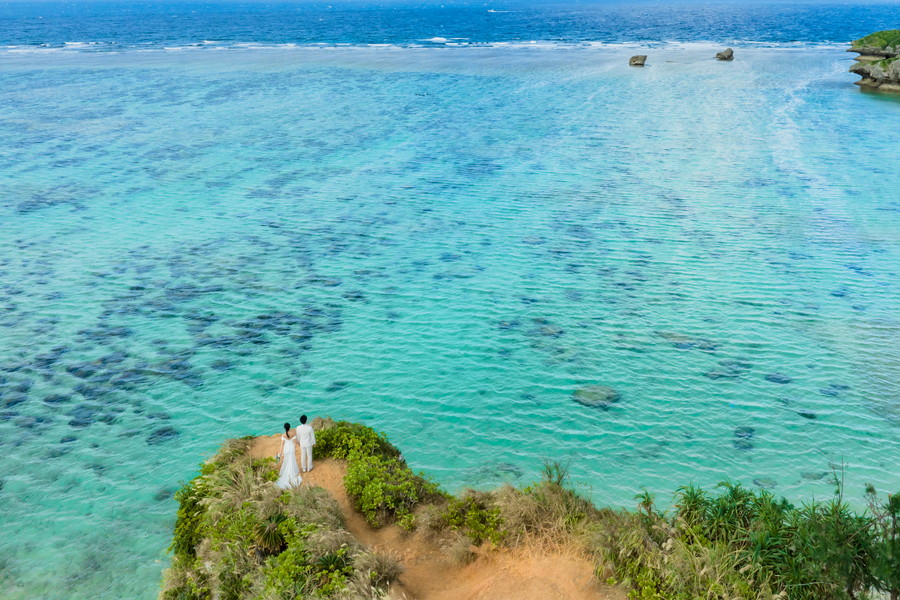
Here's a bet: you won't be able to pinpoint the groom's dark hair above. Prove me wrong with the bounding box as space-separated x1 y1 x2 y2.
300 415 308 424
284 422 291 433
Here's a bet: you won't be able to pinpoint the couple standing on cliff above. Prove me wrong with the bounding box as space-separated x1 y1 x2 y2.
275 415 316 490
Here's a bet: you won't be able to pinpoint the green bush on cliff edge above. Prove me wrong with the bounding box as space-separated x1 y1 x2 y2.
161 420 900 600
314 417 447 527
852 30 900 51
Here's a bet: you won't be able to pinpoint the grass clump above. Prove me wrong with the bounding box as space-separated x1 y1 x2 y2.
495 461 601 546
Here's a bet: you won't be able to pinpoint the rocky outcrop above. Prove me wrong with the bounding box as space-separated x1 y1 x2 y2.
849 30 900 58
715 48 734 61
573 384 620 409
629 55 647 67
848 30 900 92
850 58 900 92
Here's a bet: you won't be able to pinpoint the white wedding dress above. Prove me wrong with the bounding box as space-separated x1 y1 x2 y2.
275 435 302 489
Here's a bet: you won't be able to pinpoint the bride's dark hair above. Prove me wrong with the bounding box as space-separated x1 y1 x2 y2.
284 422 291 434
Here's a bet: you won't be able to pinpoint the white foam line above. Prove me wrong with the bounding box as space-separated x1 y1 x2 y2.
0 40 854 55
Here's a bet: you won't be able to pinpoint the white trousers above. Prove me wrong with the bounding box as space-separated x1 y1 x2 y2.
300 445 314 472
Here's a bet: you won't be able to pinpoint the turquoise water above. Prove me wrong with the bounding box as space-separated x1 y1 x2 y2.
2 42 900 598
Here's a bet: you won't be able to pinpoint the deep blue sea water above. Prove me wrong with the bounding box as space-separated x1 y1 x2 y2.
2 1 900 598
2 0 900 48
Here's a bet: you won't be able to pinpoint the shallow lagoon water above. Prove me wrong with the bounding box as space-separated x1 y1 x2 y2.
1 43 900 598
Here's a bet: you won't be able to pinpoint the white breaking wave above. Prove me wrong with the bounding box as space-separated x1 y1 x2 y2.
0 40 851 56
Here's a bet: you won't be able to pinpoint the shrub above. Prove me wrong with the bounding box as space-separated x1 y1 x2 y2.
314 547 354 595
170 478 207 559
258 542 316 599
314 421 401 461
441 491 505 546
159 555 211 600
344 454 445 527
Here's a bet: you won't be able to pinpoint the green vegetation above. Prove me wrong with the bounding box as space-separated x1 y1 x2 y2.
343 453 445 527
852 30 900 52
162 421 900 600
159 436 402 600
529 471 899 600
314 418 446 527
313 419 402 462
421 491 506 546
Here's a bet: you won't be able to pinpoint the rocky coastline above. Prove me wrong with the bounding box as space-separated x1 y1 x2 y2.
848 30 900 92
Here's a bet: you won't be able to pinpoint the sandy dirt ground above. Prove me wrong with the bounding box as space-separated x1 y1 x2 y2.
251 434 625 600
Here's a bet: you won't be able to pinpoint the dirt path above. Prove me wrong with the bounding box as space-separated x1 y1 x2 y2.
250 434 624 600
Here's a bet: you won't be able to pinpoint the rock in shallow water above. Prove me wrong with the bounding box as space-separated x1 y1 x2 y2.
819 383 850 397
325 381 351 392
537 324 565 337
715 48 734 61
573 385 620 409
629 55 647 67
765 373 793 384
68 404 98 428
733 439 754 451
734 426 755 439
754 477 777 489
3 393 27 408
703 369 740 380
154 487 177 502
66 362 99 379
44 393 72 404
701 356 753 379
656 331 719 352
147 426 179 445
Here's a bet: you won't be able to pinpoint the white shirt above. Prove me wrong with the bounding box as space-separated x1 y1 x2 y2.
296 423 316 447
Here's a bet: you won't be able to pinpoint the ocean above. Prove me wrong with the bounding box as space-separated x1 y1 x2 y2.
1 1 900 597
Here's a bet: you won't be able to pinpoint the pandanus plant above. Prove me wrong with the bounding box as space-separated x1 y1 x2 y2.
254 512 288 556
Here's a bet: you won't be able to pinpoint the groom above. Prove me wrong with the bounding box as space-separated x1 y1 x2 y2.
297 414 316 472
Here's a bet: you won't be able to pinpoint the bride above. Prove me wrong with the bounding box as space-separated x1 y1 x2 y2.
275 422 302 489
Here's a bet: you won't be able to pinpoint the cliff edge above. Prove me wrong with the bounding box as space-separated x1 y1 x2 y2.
848 30 900 92
159 419 900 600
